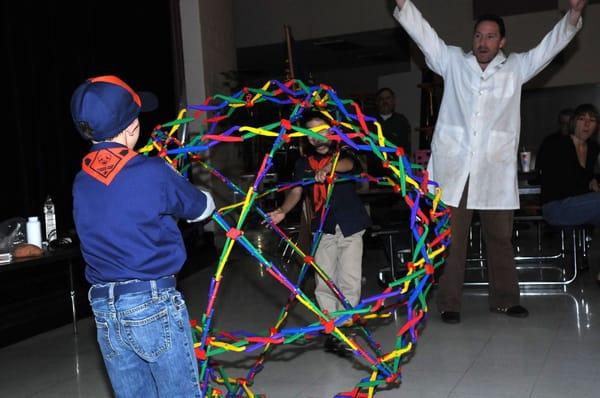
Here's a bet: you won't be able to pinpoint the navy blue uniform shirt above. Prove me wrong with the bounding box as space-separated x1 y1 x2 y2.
73 142 210 284
293 146 371 236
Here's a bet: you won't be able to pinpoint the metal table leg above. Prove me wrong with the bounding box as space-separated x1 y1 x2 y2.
388 234 396 281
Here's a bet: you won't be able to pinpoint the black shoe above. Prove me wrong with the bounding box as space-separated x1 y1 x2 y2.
336 343 354 358
490 305 529 318
440 311 460 324
324 335 354 357
324 336 339 353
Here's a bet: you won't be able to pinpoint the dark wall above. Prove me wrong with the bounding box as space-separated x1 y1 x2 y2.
473 0 556 17
3 1 178 233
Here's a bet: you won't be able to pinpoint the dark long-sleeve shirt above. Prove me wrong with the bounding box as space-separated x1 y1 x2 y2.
540 135 599 205
293 146 371 236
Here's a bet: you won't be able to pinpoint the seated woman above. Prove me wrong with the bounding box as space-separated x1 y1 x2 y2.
539 104 600 284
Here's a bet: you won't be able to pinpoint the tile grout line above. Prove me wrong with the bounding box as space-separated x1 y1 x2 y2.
527 313 564 398
446 327 495 398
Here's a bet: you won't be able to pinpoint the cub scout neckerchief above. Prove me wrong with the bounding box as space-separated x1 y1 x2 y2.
308 154 332 212
82 147 137 186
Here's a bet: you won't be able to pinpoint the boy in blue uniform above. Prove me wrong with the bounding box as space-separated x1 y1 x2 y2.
71 75 214 397
268 112 371 355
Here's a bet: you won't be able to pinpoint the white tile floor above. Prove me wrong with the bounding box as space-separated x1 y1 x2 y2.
1 236 600 398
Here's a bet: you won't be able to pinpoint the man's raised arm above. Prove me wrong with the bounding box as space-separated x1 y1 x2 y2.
393 0 450 77
518 0 585 83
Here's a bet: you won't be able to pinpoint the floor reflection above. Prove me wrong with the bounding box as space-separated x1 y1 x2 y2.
1 225 600 397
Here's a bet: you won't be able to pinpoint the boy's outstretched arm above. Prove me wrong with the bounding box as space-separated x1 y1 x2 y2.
268 186 303 225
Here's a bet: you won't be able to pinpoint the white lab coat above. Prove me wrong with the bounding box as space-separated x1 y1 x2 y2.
394 0 582 209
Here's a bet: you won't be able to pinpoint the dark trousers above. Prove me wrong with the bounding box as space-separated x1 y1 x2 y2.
436 184 520 312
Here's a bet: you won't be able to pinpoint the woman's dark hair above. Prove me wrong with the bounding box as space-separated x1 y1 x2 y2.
569 103 600 136
474 14 506 38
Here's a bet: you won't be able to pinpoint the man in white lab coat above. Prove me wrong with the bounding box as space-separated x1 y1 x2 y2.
393 0 586 323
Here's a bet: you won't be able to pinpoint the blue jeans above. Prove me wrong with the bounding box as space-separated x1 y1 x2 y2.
89 280 200 397
542 192 600 226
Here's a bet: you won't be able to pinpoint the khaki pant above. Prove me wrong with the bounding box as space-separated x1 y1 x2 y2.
437 184 520 312
314 226 365 313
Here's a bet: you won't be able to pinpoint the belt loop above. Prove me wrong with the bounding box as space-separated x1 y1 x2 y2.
108 283 116 312
151 280 158 301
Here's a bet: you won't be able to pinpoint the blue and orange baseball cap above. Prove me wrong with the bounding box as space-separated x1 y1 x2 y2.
70 75 156 141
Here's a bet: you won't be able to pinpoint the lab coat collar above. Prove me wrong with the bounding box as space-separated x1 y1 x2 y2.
465 50 507 79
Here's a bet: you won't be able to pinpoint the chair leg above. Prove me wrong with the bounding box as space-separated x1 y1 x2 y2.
570 228 579 281
537 222 542 253
479 224 484 265
581 226 588 266
388 234 396 281
467 224 577 286
469 225 473 248
576 227 589 270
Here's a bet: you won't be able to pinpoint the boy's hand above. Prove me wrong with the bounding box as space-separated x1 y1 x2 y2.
315 162 333 183
267 208 286 225
315 169 328 183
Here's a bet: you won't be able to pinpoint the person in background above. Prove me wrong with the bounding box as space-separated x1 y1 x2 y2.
540 104 600 285
71 75 214 397
268 111 371 356
376 87 412 153
368 88 412 180
535 108 575 183
392 0 585 323
556 108 575 138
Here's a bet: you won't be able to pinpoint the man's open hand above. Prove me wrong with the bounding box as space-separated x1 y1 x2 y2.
395 0 407 9
569 0 587 13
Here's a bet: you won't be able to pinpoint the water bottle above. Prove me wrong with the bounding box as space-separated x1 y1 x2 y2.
43 196 57 242
26 217 42 249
